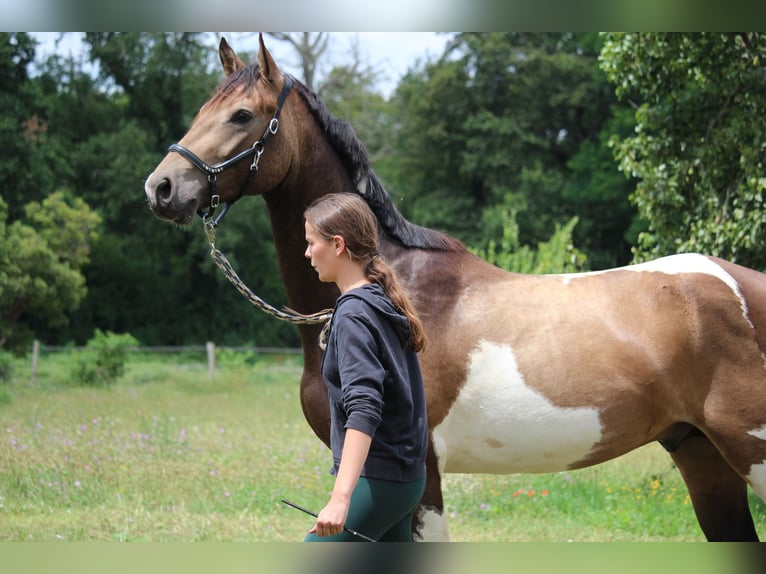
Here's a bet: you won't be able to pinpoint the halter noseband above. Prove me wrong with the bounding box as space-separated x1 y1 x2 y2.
167 74 294 227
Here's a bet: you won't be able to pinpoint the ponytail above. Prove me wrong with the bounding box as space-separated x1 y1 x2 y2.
366 256 428 353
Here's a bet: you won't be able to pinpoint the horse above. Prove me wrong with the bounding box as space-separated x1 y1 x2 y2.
144 35 766 541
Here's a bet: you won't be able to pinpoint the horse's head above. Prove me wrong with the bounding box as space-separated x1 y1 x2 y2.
144 35 295 225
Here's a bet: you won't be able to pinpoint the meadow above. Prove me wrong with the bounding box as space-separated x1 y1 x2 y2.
1 349 765 542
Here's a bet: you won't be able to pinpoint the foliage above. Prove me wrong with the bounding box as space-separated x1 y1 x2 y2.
601 33 766 268
83 33 217 146
0 192 101 353
69 329 139 387
384 32 637 269
472 205 587 274
320 61 393 165
562 107 644 269
0 33 64 222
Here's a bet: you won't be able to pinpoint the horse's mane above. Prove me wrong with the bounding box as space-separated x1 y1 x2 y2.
293 79 464 252
213 64 464 252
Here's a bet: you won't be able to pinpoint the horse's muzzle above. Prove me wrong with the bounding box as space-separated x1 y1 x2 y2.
144 174 198 225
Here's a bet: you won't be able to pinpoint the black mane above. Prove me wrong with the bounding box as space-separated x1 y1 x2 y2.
290 77 464 252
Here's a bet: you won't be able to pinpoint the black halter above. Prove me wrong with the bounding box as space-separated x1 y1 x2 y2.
167 74 294 227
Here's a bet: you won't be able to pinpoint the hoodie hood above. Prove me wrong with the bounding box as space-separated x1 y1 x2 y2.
335 283 411 346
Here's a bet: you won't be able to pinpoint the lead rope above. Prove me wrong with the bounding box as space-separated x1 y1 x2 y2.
204 221 333 349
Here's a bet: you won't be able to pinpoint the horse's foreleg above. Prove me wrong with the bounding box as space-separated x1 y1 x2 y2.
413 436 450 541
666 431 759 541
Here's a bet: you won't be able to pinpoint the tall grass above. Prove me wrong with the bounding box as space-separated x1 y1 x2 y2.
1 350 764 541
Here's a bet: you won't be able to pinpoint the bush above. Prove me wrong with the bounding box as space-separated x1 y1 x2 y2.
70 330 139 387
472 206 588 274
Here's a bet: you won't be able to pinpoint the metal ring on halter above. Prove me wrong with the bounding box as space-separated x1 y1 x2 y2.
203 201 232 230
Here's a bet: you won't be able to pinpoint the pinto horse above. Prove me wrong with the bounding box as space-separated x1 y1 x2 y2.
145 35 766 541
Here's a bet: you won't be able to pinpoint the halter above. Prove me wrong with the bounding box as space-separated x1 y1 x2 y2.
170 73 334 334
167 74 295 228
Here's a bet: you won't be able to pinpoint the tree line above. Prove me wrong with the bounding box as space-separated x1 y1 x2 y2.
2 32 765 353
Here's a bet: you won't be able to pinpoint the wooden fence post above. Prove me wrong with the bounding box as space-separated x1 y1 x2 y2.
31 339 40 384
206 341 215 380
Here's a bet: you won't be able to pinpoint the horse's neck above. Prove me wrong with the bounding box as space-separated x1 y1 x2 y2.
262 139 352 318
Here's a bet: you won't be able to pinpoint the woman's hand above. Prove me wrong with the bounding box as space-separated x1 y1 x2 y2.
309 496 351 537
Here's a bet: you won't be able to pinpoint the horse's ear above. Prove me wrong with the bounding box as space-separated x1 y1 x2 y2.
257 32 284 87
219 37 245 76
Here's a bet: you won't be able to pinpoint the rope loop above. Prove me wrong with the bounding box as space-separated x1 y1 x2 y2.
203 225 333 347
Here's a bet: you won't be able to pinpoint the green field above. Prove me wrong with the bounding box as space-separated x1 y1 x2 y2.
1 350 764 542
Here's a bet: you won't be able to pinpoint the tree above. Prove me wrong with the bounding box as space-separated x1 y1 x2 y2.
562 106 643 269
601 33 766 268
385 33 637 268
83 32 216 146
265 32 330 92
471 207 587 274
0 33 63 221
0 193 100 353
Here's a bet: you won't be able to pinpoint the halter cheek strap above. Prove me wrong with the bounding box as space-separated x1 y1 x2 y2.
167 74 295 227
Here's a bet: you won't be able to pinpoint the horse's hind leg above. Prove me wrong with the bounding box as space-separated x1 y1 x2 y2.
666 429 758 541
413 437 450 541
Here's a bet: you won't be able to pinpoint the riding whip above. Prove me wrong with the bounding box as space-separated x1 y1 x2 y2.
280 498 376 542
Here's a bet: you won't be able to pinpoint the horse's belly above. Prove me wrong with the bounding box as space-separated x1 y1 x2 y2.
433 340 603 473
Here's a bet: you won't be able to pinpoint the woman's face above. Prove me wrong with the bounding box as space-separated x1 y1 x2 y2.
304 220 340 283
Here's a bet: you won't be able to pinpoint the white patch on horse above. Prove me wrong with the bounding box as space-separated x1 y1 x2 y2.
747 463 766 502
416 507 450 542
559 253 752 328
433 340 603 473
744 425 766 501
749 425 766 441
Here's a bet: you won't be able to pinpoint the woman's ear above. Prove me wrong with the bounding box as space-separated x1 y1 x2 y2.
332 235 346 256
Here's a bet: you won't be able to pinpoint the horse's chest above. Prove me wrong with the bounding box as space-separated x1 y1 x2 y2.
432 340 603 473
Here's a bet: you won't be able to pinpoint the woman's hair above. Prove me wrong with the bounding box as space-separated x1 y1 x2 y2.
304 193 427 352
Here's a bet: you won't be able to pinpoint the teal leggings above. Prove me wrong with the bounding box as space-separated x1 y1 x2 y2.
304 476 426 542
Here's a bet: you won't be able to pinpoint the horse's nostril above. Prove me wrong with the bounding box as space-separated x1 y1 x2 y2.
156 178 172 205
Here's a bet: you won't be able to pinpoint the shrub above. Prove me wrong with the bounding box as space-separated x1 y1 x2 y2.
70 330 139 387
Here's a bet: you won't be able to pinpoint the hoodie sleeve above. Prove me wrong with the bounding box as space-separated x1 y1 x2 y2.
332 311 386 438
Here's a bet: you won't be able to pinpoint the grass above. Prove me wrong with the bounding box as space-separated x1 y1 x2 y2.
1 350 765 542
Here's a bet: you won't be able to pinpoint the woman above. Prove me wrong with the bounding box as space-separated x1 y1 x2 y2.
302 193 429 542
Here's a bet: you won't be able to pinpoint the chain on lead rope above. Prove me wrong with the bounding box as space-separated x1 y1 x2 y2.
204 220 333 348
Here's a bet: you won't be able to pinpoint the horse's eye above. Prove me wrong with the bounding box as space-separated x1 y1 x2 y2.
230 110 253 124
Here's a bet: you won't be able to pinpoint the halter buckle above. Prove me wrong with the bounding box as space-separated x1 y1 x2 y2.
250 146 264 172
269 118 279 135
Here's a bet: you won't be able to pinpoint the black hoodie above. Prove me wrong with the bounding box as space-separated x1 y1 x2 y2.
321 283 428 482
